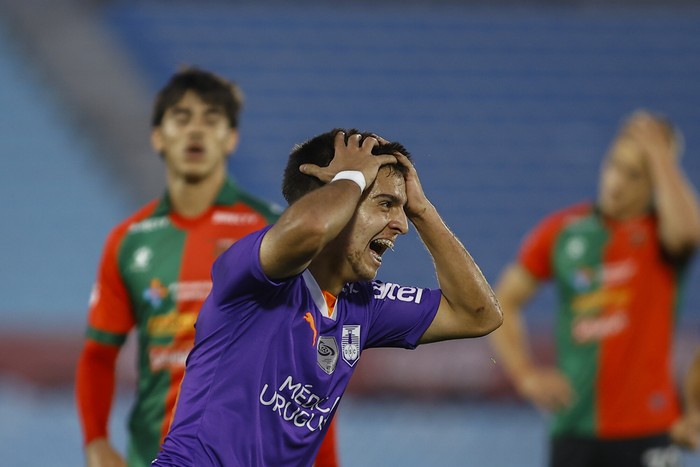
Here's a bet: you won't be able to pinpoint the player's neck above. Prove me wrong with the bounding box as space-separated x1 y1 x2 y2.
307 261 345 296
167 170 226 218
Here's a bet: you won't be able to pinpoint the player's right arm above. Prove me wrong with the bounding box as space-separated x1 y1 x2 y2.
489 263 573 412
260 132 396 280
75 227 133 467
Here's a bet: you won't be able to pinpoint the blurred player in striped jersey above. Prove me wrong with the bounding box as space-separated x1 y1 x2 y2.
490 110 700 467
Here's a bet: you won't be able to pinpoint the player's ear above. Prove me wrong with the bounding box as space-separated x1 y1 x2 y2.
151 127 164 154
225 129 240 156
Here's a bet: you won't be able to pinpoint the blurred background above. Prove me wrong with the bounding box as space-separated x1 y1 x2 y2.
1 0 699 465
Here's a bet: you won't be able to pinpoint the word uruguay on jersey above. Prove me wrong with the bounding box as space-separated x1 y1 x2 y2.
259 375 340 433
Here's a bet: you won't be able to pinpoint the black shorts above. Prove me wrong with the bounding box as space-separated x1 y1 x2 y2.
550 433 682 467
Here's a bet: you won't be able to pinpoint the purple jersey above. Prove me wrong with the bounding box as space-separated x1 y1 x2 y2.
153 226 440 466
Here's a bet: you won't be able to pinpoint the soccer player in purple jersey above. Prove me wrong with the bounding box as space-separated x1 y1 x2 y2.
152 130 503 466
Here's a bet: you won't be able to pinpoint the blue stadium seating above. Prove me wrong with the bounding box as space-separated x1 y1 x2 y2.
0 21 130 326
103 3 700 321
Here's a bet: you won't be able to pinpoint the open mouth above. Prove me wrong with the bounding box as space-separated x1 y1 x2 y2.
186 143 205 158
369 239 394 263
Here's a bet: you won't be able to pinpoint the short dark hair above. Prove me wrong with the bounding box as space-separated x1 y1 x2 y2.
282 129 412 204
151 67 243 128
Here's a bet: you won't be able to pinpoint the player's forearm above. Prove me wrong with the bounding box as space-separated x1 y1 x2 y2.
76 341 119 444
412 204 502 333
489 265 542 386
489 307 538 386
685 350 700 418
647 154 700 251
274 182 362 260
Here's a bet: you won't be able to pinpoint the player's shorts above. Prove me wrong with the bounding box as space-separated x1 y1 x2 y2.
550 433 681 467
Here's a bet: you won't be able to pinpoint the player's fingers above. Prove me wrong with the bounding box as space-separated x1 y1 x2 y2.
299 163 331 182
394 153 415 171
361 135 379 151
374 154 398 167
348 132 363 146
371 133 391 145
334 131 346 147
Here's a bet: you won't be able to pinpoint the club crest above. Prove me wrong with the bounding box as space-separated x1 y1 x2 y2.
341 325 361 366
317 336 338 375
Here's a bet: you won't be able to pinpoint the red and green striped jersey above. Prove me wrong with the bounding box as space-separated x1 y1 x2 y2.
518 202 687 439
83 179 280 466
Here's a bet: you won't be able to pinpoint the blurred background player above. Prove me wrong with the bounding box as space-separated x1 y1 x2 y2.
74 68 339 466
489 110 700 467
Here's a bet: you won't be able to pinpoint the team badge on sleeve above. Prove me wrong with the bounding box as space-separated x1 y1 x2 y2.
341 325 361 366
317 336 339 375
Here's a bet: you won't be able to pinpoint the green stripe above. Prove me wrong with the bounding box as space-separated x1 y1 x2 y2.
550 214 608 436
219 178 282 223
86 326 127 346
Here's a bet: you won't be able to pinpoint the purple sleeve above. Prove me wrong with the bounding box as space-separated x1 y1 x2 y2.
211 225 282 306
364 281 441 349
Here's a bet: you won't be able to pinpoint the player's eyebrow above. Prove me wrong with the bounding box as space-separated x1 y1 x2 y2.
373 193 407 206
170 106 191 116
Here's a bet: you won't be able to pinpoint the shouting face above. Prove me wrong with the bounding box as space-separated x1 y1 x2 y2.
331 166 409 282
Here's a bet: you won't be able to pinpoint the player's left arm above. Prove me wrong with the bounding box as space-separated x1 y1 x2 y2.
671 348 700 450
390 153 502 344
629 112 700 256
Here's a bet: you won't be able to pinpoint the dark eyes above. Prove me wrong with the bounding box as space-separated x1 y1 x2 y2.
171 110 224 126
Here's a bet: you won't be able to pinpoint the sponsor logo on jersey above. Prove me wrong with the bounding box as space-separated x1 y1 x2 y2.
571 261 637 292
572 312 628 343
565 236 586 260
130 246 153 272
600 260 636 285
372 281 424 303
128 216 169 233
571 288 631 314
147 310 198 337
212 211 262 225
148 343 192 371
143 278 168 307
170 281 212 301
572 267 595 291
317 336 338 375
88 283 99 307
214 238 238 257
304 312 318 347
259 375 340 433
341 325 360 366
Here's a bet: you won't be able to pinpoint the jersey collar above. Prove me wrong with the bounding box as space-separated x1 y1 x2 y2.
302 270 338 321
152 178 242 216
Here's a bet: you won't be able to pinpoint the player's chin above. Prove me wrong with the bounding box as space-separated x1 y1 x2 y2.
360 263 381 282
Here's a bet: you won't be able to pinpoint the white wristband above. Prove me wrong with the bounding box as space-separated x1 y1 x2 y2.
331 170 366 193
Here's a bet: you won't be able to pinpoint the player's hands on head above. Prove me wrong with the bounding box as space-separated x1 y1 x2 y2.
85 438 127 467
517 366 574 413
394 152 431 219
299 131 397 189
624 110 678 163
369 133 432 219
